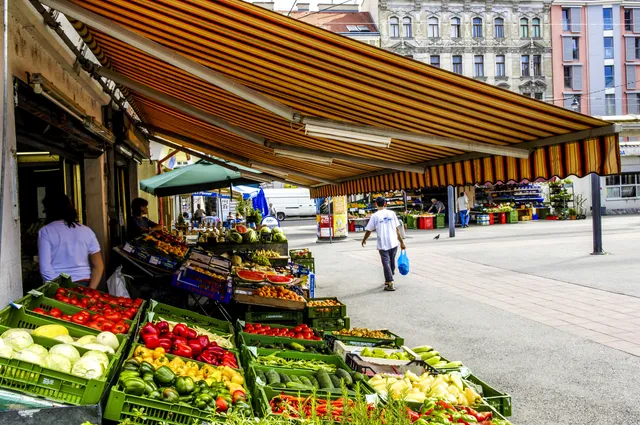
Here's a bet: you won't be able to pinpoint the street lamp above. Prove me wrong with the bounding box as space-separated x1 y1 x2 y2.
571 96 580 112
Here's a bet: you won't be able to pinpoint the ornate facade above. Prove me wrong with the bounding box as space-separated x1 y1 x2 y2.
378 0 553 100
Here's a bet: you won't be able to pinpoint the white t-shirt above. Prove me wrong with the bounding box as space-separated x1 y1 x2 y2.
457 194 469 211
38 220 101 282
365 209 400 251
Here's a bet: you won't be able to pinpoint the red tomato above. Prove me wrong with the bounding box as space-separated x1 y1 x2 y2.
294 333 304 339
32 307 48 315
262 326 270 331
313 336 322 341
60 297 70 303
61 314 73 321
70 299 79 306
49 308 62 318
254 324 262 329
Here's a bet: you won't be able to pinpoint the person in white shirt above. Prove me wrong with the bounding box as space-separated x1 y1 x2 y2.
457 192 470 228
361 197 406 291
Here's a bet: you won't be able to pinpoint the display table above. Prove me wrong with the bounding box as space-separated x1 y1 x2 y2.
197 241 289 256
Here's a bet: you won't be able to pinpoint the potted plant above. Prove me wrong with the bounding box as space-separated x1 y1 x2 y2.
568 208 577 220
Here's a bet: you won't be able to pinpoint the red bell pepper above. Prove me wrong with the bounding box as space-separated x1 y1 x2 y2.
173 336 187 346
156 321 169 334
140 322 158 336
173 323 188 337
184 327 197 340
173 343 193 358
197 350 219 365
143 333 160 349
158 337 173 350
187 340 203 357
196 335 210 349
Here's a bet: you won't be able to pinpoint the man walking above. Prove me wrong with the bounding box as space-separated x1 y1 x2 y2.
361 197 406 291
458 192 470 228
269 203 277 217
194 204 206 228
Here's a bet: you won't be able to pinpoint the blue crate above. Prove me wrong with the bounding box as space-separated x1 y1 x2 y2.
171 272 232 303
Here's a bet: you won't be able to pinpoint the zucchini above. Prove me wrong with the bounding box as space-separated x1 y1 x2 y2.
335 369 353 386
256 370 267 383
286 381 314 391
308 376 319 387
280 373 292 384
316 371 334 389
290 375 301 383
265 369 281 385
329 375 342 388
299 376 313 387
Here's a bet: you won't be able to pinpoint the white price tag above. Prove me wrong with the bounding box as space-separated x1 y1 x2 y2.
27 290 43 297
147 311 155 323
365 393 379 404
149 256 160 265
123 244 134 253
247 346 257 357
459 366 472 378
256 376 265 386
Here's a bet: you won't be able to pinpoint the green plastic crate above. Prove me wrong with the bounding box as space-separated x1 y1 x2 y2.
289 249 313 260
406 215 417 230
104 343 251 424
436 214 446 229
507 210 519 224
0 318 125 405
147 300 234 335
242 346 353 374
309 316 350 332
305 297 346 319
237 332 332 355
244 308 304 325
294 258 315 273
465 374 512 417
324 330 404 349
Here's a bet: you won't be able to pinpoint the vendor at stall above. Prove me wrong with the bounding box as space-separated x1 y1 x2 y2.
427 198 446 214
128 197 162 239
38 192 104 288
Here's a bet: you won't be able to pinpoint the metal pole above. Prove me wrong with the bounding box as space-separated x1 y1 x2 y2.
0 0 8 272
447 186 456 238
591 173 605 255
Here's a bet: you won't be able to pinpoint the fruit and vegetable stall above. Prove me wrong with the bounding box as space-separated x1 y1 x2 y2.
0 261 515 425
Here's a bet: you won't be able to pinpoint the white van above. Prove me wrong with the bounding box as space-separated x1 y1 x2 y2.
263 188 316 221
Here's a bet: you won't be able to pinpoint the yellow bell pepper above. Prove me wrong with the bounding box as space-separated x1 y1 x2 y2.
152 347 165 360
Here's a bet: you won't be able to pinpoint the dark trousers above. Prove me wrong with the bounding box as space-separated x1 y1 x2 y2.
378 246 398 283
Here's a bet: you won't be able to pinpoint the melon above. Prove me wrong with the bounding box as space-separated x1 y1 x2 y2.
236 224 248 234
266 275 294 285
236 270 267 282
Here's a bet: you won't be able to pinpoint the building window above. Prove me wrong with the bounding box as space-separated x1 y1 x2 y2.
474 55 484 77
403 17 412 38
430 55 440 68
635 38 640 59
532 18 541 38
428 17 439 38
522 92 531 97
625 9 633 31
473 17 483 38
534 93 544 100
520 18 529 38
604 37 614 59
605 93 616 115
571 94 581 112
562 8 571 31
533 55 541 76
494 18 504 38
450 17 461 38
605 65 615 88
389 17 400 38
572 37 579 60
603 8 613 30
629 93 640 113
564 65 572 88
521 55 530 77
452 55 462 74
605 173 640 199
495 55 505 77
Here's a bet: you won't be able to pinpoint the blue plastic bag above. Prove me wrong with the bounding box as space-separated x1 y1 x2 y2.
397 250 410 276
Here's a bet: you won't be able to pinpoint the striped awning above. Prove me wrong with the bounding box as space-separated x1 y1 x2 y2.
311 135 620 197
45 0 620 195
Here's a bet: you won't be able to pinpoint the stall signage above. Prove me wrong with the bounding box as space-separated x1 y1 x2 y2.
261 216 280 229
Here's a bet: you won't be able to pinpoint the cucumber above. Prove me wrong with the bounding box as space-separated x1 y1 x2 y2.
256 370 267 383
286 381 314 391
350 372 365 382
280 373 292 384
290 375 301 383
265 369 281 385
299 376 313 387
316 371 334 389
411 345 433 353
329 374 342 388
271 382 286 388
308 376 319 387
335 369 353 386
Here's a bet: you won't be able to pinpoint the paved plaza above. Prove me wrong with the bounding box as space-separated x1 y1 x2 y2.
284 215 640 425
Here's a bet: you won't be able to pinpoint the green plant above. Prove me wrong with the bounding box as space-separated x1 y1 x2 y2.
568 208 577 216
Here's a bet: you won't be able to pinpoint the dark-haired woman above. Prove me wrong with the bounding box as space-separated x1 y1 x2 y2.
128 197 162 239
38 192 104 288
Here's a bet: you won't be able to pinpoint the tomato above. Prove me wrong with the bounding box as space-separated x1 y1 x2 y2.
60 297 70 303
257 330 266 335
293 326 302 332
294 333 304 339
88 322 102 330
312 336 322 341
262 326 270 331
71 313 88 325
49 308 62 318
101 322 113 332
32 307 48 315
112 323 127 334
254 324 262 329
70 299 79 306
104 312 121 322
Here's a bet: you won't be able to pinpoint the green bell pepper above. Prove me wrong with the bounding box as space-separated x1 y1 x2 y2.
154 366 176 386
122 377 146 396
195 379 209 390
148 390 162 400
144 380 158 395
142 372 155 382
162 387 180 403
122 359 140 371
118 370 141 386
139 361 155 375
179 395 194 404
175 376 195 395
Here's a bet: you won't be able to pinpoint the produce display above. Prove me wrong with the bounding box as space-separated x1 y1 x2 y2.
203 224 287 245
256 367 365 393
290 248 312 260
236 270 267 283
0 326 117 379
412 345 463 369
255 286 305 302
119 354 251 415
248 340 333 355
140 321 238 368
153 316 235 349
31 305 131 334
307 299 343 313
369 371 482 406
360 347 413 361
254 353 338 372
243 323 322 341
268 393 364 419
142 231 189 258
254 249 281 259
333 328 393 339
406 401 509 425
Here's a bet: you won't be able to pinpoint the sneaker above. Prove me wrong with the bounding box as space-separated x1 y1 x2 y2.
384 283 396 291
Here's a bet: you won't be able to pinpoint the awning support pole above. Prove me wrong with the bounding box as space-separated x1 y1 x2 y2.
591 173 605 255
447 186 455 238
